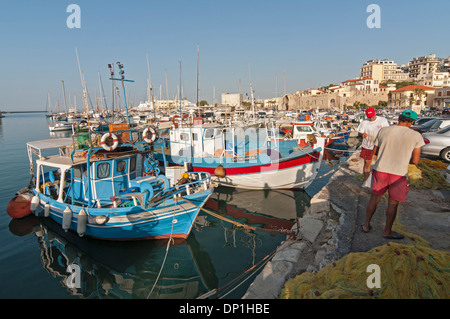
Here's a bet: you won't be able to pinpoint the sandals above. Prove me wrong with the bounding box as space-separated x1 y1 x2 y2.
383 232 404 240
360 225 372 233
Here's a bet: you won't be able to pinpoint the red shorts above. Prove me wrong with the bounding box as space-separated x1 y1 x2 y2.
360 147 374 161
371 170 410 202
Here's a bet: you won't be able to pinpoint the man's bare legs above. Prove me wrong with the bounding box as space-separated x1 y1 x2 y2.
383 198 400 237
363 192 381 231
363 158 372 181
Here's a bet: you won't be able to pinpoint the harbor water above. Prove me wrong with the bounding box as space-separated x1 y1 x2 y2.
0 113 349 299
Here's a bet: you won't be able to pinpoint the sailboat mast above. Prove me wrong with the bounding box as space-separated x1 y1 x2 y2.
146 53 155 111
61 80 68 116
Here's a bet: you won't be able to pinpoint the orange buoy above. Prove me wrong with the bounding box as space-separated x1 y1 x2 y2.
214 164 226 178
7 193 33 219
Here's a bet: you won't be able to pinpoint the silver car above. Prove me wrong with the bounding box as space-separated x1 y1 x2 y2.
422 125 450 162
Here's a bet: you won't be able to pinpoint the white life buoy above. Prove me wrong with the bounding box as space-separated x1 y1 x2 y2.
101 132 119 151
143 126 157 143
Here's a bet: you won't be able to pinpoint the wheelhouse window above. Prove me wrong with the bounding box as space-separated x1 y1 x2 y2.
116 160 126 173
73 164 87 178
204 129 215 139
97 162 111 179
130 156 136 172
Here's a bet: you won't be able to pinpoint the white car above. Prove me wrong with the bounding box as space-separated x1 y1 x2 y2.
421 125 450 162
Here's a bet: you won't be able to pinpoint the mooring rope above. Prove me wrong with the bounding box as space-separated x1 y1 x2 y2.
146 207 177 299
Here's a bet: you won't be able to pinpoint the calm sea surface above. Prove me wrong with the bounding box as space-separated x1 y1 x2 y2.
0 113 346 299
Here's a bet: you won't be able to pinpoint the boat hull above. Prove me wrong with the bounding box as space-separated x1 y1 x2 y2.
156 150 321 190
33 188 213 241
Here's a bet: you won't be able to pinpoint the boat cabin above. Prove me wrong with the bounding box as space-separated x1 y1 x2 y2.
27 137 156 207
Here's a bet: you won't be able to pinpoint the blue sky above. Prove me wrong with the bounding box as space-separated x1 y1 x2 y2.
1 0 449 111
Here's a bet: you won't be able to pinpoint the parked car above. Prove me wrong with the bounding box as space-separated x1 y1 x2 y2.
414 117 437 126
411 119 438 134
421 125 450 162
443 107 450 115
412 118 450 134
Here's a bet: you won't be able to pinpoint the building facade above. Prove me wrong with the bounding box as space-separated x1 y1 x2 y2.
221 93 242 107
360 59 409 82
389 85 435 108
408 54 440 79
433 87 450 109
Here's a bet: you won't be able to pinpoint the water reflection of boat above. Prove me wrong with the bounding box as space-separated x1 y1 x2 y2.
9 215 217 299
205 186 311 231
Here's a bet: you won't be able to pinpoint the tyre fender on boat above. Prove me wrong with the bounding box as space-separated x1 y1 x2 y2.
143 126 157 143
77 208 88 237
44 203 50 217
214 164 226 178
62 206 72 232
101 132 119 151
30 195 40 211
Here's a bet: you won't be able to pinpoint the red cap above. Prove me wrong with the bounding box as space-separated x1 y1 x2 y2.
365 108 376 118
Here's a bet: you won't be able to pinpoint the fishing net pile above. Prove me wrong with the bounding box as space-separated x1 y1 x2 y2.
281 243 450 299
407 160 450 190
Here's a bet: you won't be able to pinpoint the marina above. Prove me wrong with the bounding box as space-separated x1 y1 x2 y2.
1 1 450 304
1 112 356 298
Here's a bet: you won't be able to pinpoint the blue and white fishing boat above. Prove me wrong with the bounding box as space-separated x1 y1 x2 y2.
7 125 214 240
154 122 322 190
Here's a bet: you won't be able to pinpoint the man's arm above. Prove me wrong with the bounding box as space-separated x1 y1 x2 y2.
410 148 421 165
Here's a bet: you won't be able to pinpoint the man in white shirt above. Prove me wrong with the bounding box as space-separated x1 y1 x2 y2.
361 110 425 239
357 108 390 181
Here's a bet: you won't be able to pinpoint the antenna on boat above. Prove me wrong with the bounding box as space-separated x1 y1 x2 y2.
109 62 134 126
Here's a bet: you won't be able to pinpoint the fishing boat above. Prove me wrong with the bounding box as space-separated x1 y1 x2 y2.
314 119 352 144
154 121 322 190
7 125 214 240
48 121 73 132
278 120 338 148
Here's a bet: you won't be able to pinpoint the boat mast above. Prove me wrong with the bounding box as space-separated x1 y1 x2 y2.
146 53 155 112
249 64 255 117
75 48 91 129
61 80 68 117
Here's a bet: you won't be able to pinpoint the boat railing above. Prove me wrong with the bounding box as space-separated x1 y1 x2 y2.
70 125 159 153
97 172 212 209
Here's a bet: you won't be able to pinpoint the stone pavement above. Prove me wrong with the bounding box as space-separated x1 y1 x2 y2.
243 151 450 299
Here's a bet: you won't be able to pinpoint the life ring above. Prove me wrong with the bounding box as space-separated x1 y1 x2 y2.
143 126 157 143
181 114 189 122
172 115 181 126
101 132 119 151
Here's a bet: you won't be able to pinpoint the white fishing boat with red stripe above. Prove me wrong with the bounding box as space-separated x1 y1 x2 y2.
154 123 322 190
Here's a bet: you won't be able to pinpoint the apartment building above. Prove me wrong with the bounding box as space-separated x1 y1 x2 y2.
416 72 450 87
360 59 409 82
408 54 440 79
